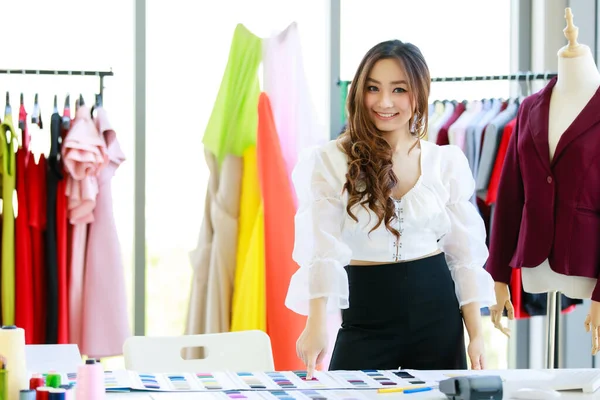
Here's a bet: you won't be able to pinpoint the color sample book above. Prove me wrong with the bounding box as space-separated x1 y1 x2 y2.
55 369 433 392
147 392 370 400
256 389 370 400
128 371 239 391
231 371 349 391
328 370 424 388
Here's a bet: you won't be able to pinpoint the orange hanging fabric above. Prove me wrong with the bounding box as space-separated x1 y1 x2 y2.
257 92 304 370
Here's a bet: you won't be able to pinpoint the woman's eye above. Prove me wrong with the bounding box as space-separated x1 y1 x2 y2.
394 87 407 93
366 86 378 92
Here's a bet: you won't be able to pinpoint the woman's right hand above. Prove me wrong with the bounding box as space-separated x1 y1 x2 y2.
296 318 328 379
489 281 514 337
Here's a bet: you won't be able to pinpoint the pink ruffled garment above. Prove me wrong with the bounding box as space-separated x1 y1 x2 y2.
62 106 109 225
61 105 108 348
80 107 130 358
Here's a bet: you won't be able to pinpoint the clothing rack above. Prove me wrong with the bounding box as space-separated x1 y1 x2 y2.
0 69 114 98
337 72 557 86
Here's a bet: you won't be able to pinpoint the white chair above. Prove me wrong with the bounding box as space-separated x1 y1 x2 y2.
123 330 274 372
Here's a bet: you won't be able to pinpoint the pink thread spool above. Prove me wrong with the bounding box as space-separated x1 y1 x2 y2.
75 360 104 400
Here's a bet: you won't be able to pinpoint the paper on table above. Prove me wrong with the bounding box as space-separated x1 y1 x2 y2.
230 371 352 391
258 389 371 400
406 369 554 383
25 344 83 374
129 371 240 392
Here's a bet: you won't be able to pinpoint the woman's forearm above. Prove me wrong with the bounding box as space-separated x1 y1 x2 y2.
307 297 328 324
461 302 483 339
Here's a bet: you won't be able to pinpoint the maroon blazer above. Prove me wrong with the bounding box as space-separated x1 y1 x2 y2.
486 76 600 301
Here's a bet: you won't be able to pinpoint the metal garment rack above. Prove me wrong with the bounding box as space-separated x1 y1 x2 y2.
337 71 557 86
340 70 561 369
0 68 114 98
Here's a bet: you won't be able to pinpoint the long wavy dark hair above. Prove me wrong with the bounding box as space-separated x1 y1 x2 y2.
338 40 430 238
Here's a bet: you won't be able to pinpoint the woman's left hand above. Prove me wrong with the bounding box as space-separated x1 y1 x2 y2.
467 336 486 370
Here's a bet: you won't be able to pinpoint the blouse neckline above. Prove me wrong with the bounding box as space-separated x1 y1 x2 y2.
390 139 425 202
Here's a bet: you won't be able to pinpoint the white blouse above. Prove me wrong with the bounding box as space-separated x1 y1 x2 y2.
285 139 496 316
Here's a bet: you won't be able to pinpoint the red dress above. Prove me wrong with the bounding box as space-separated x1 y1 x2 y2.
56 111 70 344
28 153 47 344
14 105 34 343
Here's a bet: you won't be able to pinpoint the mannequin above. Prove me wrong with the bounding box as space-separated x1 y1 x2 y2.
489 8 600 358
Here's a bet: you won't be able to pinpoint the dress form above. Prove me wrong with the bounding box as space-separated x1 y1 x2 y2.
520 8 600 299
516 8 600 367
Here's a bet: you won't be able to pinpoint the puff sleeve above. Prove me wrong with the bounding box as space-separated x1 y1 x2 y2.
284 145 352 316
440 145 495 308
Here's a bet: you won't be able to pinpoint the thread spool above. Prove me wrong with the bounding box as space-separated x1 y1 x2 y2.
75 359 105 400
28 375 44 391
0 364 7 400
0 326 27 400
58 385 72 400
18 390 35 400
35 387 51 400
45 373 61 389
47 388 65 400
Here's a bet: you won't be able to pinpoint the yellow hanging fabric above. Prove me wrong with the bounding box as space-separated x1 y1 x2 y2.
230 146 266 331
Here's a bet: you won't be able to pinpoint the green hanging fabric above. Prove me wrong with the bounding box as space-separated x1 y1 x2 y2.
202 24 262 164
340 80 349 128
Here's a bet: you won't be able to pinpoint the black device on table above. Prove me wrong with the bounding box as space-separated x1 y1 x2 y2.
439 375 503 400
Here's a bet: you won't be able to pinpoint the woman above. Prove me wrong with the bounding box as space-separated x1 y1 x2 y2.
284 39 496 375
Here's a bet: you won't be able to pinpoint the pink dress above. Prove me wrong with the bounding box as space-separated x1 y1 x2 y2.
61 105 107 348
80 107 129 358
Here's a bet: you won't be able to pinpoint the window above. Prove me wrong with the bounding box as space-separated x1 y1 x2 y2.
341 0 512 101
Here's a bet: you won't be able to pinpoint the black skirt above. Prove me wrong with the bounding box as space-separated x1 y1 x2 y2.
329 252 467 370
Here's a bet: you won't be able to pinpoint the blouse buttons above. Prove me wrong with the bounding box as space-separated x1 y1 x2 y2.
547 176 553 184
392 199 403 262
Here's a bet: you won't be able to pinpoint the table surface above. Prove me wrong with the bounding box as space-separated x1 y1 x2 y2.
100 369 599 400
104 390 595 400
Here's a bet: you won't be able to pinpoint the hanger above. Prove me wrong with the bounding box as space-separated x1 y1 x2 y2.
509 71 522 105
31 93 42 128
18 93 25 130
62 94 72 130
79 94 85 107
32 94 38 123
5 92 11 117
91 93 103 118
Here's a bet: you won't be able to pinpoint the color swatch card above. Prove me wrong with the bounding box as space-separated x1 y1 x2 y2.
220 391 274 400
105 370 136 391
257 389 370 400
327 370 428 389
128 371 240 391
231 371 351 391
194 372 243 390
149 392 247 400
53 370 131 391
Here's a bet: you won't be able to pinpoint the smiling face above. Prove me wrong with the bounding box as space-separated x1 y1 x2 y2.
363 58 414 137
